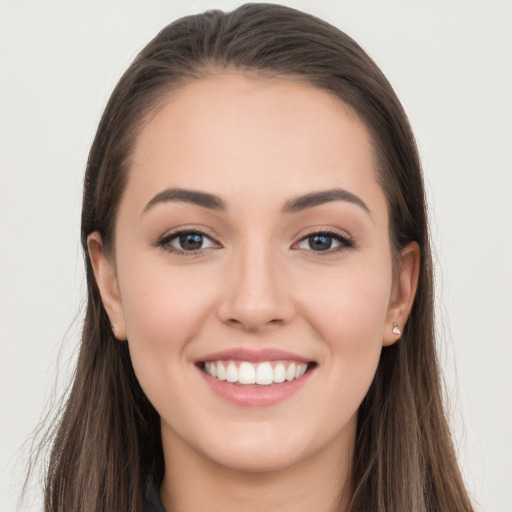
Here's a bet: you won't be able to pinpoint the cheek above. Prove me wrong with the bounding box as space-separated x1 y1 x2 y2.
119 256 213 340
302 265 391 434
308 259 391 338
116 258 217 386
302 257 392 385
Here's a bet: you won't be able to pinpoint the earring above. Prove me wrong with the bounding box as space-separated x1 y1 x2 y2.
392 322 401 335
111 324 120 339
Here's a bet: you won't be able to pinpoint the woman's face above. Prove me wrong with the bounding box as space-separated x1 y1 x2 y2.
91 74 417 473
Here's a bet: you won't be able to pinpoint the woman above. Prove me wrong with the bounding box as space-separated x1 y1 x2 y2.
40 4 474 511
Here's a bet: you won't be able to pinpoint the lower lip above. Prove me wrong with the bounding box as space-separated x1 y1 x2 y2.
198 366 314 407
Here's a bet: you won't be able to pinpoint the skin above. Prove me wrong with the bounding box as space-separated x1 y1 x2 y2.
89 74 419 512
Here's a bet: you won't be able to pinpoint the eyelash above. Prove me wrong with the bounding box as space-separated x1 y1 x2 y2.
156 229 356 256
294 230 356 254
157 229 220 256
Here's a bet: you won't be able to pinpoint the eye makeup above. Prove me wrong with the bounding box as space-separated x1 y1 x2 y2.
156 229 221 256
294 229 356 253
155 226 357 258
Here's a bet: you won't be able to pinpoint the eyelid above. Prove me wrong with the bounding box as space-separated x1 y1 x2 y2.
292 228 357 253
154 225 356 256
156 226 222 256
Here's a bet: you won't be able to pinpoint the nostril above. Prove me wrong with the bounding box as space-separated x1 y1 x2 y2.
226 317 284 330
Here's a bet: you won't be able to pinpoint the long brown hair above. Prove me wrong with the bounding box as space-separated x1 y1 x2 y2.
38 4 474 511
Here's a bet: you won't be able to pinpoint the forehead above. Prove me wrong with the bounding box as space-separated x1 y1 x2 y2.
125 73 384 215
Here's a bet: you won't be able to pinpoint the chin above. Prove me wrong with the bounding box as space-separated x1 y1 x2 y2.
191 421 335 475
205 442 308 474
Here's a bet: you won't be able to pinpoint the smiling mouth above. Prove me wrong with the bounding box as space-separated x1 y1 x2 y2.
199 360 315 386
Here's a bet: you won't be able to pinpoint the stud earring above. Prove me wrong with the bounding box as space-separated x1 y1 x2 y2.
392 322 401 335
111 324 120 339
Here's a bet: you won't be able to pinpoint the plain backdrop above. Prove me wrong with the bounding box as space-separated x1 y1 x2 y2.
1 1 511 511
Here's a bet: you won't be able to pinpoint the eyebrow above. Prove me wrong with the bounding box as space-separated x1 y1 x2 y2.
142 186 370 217
143 187 226 214
281 188 370 215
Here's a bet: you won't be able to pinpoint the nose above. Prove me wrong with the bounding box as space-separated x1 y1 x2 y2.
216 245 295 332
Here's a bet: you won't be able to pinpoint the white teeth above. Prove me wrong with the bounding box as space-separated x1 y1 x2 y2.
286 363 296 381
255 362 274 385
239 362 256 384
274 363 286 383
204 360 309 385
217 362 226 381
226 362 238 383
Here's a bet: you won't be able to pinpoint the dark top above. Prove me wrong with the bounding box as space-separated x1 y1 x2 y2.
145 474 166 512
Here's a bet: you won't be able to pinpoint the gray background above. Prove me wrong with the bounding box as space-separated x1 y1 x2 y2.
1 1 511 510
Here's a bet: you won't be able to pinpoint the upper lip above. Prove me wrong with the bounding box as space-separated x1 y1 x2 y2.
197 348 313 364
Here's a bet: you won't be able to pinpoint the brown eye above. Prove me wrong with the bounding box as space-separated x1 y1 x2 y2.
159 230 218 254
306 234 333 251
175 232 206 251
296 231 354 252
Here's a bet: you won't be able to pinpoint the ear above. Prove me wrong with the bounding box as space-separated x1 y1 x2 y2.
87 232 127 340
383 242 420 346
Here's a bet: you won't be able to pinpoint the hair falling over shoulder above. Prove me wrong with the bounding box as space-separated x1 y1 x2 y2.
31 4 474 511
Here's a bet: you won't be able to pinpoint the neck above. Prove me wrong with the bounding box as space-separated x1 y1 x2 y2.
160 427 354 512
